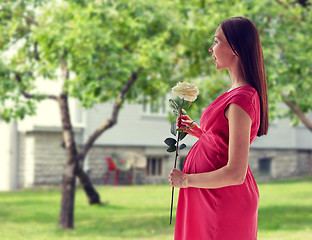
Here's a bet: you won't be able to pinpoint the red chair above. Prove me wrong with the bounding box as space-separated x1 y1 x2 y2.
103 156 118 186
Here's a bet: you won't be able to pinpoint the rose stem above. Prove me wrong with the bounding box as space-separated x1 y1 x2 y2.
170 99 184 225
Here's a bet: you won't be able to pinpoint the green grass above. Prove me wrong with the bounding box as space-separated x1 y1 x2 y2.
0 176 312 240
257 176 312 240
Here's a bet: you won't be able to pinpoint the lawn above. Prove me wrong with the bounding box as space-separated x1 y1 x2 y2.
0 176 311 240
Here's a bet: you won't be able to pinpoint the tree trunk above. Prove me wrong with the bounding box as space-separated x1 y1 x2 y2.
76 163 101 204
74 70 141 204
58 93 79 229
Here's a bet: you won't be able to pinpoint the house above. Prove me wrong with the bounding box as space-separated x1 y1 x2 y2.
1 92 312 191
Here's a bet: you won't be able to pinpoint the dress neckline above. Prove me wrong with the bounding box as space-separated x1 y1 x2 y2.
226 85 253 93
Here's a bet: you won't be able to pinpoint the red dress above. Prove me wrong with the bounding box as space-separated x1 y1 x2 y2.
175 85 260 240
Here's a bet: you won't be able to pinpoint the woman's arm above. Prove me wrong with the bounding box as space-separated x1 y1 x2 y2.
169 103 251 189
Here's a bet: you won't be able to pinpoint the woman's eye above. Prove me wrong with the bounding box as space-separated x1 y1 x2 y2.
214 40 218 44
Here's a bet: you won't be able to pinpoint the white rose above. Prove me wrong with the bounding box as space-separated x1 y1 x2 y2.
171 81 199 102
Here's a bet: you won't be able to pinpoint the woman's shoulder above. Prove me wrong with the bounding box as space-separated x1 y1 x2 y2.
225 85 260 119
227 85 259 103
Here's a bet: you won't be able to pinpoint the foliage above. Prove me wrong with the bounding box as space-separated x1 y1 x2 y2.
0 0 211 120
0 177 312 239
170 0 312 127
248 0 312 125
1 0 311 125
183 0 312 126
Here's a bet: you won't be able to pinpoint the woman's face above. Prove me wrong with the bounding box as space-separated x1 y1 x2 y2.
209 26 237 70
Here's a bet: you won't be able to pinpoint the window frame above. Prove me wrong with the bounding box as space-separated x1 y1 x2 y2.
146 156 164 177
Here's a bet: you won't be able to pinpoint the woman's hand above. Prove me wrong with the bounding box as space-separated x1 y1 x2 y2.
168 169 188 188
177 115 202 138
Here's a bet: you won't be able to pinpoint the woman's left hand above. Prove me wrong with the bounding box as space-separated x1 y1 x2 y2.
168 169 188 188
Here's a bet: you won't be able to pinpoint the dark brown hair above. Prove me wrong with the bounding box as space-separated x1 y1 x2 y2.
220 17 268 136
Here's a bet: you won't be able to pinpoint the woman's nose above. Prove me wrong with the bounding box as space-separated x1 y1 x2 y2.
208 46 213 53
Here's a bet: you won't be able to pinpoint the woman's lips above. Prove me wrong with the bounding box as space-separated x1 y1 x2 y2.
213 56 217 64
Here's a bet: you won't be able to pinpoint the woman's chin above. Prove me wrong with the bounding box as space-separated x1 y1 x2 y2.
214 63 225 70
213 61 220 69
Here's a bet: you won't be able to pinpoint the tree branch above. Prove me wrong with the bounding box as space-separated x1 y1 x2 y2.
34 42 40 61
23 14 39 26
78 68 142 162
15 73 58 101
276 0 290 8
21 91 58 101
284 100 312 132
0 7 40 26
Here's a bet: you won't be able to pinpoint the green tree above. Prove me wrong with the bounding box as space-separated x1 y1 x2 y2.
257 0 312 130
176 0 312 132
0 0 220 229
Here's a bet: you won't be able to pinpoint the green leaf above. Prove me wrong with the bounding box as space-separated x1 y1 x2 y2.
167 145 177 153
169 99 179 109
164 137 177 146
179 143 186 150
173 109 179 116
170 121 177 136
179 132 188 141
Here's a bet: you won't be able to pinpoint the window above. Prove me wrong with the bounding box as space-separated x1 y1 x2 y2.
146 157 163 176
258 158 272 176
142 96 167 116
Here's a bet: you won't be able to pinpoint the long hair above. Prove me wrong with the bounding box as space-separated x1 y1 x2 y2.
220 17 268 136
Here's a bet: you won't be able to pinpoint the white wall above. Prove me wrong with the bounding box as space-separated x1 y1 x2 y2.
84 101 198 148
18 76 83 132
85 101 312 150
0 120 18 191
252 114 312 150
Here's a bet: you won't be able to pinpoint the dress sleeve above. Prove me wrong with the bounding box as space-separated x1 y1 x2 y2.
226 93 256 121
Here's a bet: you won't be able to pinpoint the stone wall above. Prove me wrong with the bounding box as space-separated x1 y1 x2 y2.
34 132 65 185
249 148 312 180
297 150 312 176
19 131 65 187
18 131 312 187
19 131 169 186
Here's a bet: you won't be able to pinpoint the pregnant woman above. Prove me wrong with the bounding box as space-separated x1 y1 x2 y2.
168 17 268 240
